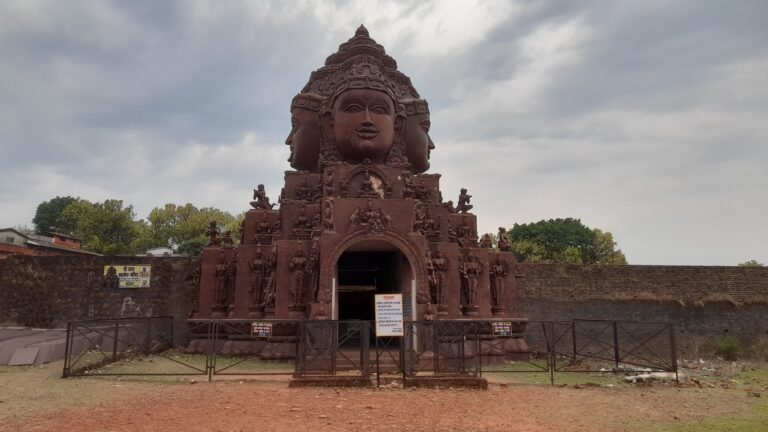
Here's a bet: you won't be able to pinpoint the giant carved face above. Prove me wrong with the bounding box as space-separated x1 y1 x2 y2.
405 111 434 173
285 106 321 172
332 88 396 163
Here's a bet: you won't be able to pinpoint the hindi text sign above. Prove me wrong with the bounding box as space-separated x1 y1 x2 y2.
375 294 404 337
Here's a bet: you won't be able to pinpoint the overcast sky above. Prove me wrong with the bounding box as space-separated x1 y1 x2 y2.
1 0 766 265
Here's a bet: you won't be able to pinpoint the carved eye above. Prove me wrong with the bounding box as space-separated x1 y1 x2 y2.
420 121 431 133
370 105 389 115
342 103 364 113
291 118 301 131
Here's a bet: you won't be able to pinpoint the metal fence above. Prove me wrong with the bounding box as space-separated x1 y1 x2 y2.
63 317 677 384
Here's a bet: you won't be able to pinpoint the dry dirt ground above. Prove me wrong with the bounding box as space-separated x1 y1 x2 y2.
1 362 766 432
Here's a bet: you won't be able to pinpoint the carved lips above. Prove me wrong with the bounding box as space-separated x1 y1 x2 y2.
355 125 379 140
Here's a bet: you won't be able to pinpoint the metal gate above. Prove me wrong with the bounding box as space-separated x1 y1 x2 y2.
296 320 370 377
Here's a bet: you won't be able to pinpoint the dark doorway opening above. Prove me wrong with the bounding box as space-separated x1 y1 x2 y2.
336 249 410 347
337 251 399 322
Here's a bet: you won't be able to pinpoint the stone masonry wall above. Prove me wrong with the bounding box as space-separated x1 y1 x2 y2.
1 257 766 358
517 263 768 359
0 256 198 336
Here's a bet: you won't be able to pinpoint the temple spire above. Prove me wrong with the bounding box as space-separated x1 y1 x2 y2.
355 24 369 37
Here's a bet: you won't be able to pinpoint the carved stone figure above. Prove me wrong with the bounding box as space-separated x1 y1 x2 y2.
251 184 275 210
459 253 484 316
350 198 391 233
401 171 430 201
288 245 309 313
457 188 473 213
248 247 266 316
358 172 385 198
260 246 277 310
295 178 312 202
430 250 448 313
213 253 230 314
308 241 321 302
322 198 335 232
479 233 493 249
490 259 507 315
292 206 312 239
498 227 512 252
206 221 220 247
447 220 457 242
323 167 335 196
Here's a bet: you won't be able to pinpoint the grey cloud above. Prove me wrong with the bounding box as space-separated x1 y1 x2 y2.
1 0 767 265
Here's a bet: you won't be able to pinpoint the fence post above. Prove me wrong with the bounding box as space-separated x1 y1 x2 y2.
375 322 381 387
476 322 481 378
612 321 620 371
571 319 578 360
361 322 369 379
62 322 72 378
295 321 303 377
550 321 555 386
112 319 120 361
669 323 679 381
145 316 152 355
401 323 406 381
169 317 174 348
208 321 217 382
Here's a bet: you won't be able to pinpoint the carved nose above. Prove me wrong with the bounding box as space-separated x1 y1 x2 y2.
285 132 293 145
363 109 373 125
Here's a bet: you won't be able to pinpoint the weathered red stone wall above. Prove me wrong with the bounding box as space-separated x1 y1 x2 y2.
2 257 766 358
517 263 768 358
0 255 198 336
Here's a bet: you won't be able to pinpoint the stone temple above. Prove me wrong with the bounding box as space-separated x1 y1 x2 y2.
188 26 525 351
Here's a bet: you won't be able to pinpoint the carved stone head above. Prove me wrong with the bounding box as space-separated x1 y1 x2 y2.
328 64 400 164
286 93 324 172
403 99 434 173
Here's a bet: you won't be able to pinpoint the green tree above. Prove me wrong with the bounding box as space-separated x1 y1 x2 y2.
60 198 159 255
147 203 242 256
32 196 77 233
502 218 627 264
738 260 764 267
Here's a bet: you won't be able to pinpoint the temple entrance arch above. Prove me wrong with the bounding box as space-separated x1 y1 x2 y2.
334 239 414 323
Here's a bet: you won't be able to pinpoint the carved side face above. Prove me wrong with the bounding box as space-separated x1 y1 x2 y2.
405 111 434 173
332 88 395 163
285 106 321 171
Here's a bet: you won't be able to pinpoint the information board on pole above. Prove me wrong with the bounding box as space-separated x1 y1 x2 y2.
374 294 404 337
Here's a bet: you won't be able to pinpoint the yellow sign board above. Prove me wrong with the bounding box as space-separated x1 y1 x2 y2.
103 265 151 289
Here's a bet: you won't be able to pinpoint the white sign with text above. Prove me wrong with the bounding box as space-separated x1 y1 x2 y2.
374 293 404 337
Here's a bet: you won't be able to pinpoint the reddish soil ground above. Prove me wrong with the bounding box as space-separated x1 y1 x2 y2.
2 377 763 432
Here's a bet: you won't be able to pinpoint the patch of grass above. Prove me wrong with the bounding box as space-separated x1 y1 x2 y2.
641 401 768 432
715 336 741 361
482 360 626 386
0 361 185 420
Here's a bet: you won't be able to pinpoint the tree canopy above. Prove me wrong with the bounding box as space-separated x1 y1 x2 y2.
28 196 242 256
59 199 159 255
499 218 627 264
738 260 764 267
147 203 242 257
32 196 77 233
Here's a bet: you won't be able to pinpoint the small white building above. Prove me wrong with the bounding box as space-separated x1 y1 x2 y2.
142 247 175 257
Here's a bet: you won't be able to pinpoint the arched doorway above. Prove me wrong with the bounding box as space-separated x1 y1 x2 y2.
333 239 415 324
